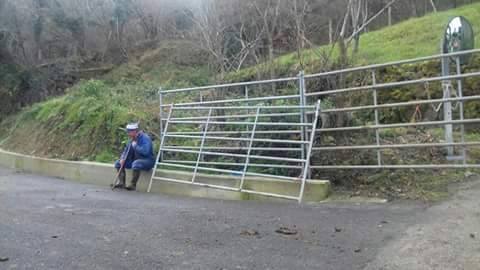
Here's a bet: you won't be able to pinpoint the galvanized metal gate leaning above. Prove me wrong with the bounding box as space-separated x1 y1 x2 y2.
148 49 480 202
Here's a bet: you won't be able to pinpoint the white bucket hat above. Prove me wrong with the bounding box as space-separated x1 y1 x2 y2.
126 122 139 131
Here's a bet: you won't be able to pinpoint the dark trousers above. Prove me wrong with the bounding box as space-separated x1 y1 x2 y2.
114 146 154 171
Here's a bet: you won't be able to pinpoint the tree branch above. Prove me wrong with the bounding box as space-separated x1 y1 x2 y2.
347 0 398 43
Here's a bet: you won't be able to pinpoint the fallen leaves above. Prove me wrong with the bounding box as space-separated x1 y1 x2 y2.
240 230 259 237
275 226 298 235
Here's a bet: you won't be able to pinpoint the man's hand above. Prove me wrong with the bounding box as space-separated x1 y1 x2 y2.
120 159 126 167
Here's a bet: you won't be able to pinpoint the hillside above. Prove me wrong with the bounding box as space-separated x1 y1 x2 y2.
0 39 212 162
227 2 480 82
0 3 479 199
2 3 480 156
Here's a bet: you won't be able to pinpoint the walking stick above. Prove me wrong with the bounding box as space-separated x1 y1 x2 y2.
111 143 132 190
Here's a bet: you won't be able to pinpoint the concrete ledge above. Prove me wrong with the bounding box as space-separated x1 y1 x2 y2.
0 148 330 202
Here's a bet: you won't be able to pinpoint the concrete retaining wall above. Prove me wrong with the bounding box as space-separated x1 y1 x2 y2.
0 149 330 202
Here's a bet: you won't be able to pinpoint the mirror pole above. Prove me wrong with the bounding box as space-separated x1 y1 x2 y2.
441 55 454 157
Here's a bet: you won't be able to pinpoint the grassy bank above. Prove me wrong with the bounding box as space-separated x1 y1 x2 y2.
227 3 480 82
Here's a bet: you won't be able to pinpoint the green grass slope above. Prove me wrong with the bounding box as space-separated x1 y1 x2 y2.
228 2 480 81
352 3 480 64
0 40 211 162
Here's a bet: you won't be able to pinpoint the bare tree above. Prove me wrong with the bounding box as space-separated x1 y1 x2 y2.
188 0 231 81
338 0 398 59
230 4 265 72
253 0 285 85
131 1 159 40
0 0 472 79
347 0 398 44
429 0 438 12
349 0 369 53
287 0 310 69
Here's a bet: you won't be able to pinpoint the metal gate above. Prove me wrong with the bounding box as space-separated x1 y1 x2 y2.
149 49 480 201
148 102 321 202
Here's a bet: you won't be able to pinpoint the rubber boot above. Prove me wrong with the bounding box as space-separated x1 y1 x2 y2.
114 169 126 189
126 170 140 191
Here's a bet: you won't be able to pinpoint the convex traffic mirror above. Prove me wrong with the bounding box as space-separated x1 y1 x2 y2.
443 16 475 64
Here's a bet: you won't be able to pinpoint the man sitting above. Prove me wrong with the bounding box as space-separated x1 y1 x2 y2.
114 123 155 191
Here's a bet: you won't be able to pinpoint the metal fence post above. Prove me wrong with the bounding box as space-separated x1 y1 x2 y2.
239 107 260 191
299 100 321 203
441 55 454 156
298 71 307 162
456 57 467 164
245 85 250 133
159 88 163 139
148 105 173 193
192 108 213 183
159 89 164 162
371 71 382 165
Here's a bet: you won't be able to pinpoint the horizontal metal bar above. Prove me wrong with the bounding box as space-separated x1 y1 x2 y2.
159 161 299 181
152 176 240 191
306 71 480 97
161 76 298 94
171 105 315 110
159 162 242 175
167 130 303 135
311 164 480 169
314 118 480 132
313 142 480 151
165 134 309 145
317 95 480 114
164 71 480 110
163 160 303 169
170 111 314 121
240 189 299 201
304 48 480 79
159 49 480 95
169 120 311 127
163 94 300 107
163 160 245 167
244 171 299 181
166 146 303 152
162 148 306 163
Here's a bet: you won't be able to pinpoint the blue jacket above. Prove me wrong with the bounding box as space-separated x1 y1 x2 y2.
121 132 155 161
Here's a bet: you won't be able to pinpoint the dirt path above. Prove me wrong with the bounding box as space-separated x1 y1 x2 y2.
364 177 480 270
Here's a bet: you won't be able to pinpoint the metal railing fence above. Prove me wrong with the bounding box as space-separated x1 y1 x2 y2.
148 49 480 201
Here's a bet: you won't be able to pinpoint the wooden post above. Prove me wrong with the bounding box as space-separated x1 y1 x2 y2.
329 19 333 44
388 6 392 26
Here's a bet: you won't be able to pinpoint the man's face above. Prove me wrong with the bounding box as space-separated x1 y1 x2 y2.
127 130 138 140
